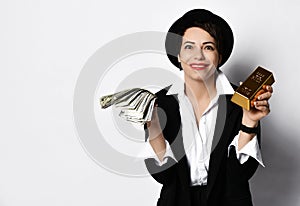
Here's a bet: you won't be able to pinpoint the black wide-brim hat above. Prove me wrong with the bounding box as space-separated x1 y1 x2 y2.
165 9 234 69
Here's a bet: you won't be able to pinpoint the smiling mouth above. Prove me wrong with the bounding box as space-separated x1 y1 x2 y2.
189 63 209 70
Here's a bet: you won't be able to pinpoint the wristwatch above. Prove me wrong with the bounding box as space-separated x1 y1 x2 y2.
240 124 259 134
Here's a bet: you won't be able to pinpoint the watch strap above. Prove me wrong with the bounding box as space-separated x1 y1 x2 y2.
240 124 259 134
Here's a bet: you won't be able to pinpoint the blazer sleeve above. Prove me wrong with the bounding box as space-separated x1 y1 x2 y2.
144 157 178 185
225 122 261 201
144 86 181 185
227 121 261 179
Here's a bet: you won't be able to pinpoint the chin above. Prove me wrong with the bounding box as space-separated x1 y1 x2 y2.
191 70 213 81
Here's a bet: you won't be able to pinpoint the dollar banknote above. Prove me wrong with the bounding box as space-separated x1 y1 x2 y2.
100 88 156 124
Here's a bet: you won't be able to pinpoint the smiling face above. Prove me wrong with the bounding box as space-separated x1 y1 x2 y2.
178 27 221 82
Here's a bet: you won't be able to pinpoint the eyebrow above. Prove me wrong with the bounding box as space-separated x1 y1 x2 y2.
183 41 196 45
183 41 216 45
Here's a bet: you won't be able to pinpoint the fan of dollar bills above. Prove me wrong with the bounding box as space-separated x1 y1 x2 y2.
100 88 157 124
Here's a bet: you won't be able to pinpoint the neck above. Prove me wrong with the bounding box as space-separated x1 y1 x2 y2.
184 73 217 103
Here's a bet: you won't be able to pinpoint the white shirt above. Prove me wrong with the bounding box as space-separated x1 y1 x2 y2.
145 70 264 186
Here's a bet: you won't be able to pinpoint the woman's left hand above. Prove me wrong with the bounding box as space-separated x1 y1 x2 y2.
242 85 273 127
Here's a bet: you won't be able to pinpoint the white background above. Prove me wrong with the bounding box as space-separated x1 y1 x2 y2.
1 0 300 205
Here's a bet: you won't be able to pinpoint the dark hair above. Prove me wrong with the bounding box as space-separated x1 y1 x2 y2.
192 22 223 57
165 9 234 70
166 21 223 71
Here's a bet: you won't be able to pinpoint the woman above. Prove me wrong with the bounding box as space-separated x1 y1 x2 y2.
144 9 273 206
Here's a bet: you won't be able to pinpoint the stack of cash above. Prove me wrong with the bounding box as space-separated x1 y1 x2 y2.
100 88 156 124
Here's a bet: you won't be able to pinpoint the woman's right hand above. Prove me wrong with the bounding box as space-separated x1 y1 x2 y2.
147 104 162 140
146 104 167 161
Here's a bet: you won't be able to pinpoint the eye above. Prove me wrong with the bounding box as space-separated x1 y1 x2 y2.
184 44 193 49
204 45 215 51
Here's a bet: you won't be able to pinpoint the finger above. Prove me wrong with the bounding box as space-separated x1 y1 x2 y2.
255 89 265 98
252 89 265 103
146 121 151 128
263 85 273 93
257 91 272 100
250 85 273 107
254 104 270 113
251 100 255 107
254 100 269 107
254 100 270 112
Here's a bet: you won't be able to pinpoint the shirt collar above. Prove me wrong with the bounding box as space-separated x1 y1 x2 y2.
167 70 234 97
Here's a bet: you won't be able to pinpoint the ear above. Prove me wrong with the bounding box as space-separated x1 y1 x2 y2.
177 54 181 63
218 55 222 65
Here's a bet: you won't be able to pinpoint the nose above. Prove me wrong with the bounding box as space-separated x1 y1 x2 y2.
193 47 205 60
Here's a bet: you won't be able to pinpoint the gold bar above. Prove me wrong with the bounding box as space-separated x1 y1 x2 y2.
231 66 275 110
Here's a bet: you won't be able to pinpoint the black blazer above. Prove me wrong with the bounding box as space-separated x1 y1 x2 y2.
144 85 260 206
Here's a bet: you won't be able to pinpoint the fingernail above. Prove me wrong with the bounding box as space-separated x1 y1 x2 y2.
257 96 261 100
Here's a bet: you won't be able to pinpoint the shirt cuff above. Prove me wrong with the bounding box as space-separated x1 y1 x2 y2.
145 139 178 166
228 131 265 167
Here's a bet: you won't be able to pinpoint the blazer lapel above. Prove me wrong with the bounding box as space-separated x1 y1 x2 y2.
165 94 191 187
158 91 192 203
168 95 192 205
207 94 240 196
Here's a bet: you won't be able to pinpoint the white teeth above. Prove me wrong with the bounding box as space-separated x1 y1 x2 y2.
191 65 205 68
